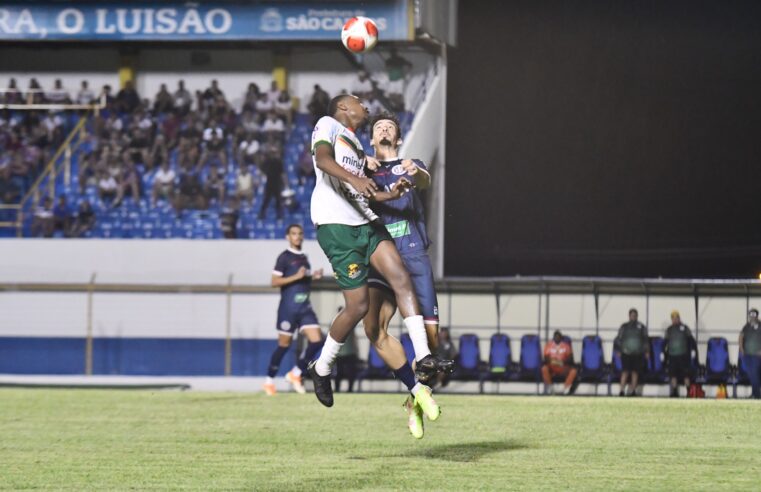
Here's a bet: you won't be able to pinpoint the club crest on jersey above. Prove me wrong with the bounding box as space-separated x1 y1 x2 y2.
347 263 361 279
392 164 406 175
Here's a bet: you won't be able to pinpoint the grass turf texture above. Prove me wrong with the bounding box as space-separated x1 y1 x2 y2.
1 389 759 491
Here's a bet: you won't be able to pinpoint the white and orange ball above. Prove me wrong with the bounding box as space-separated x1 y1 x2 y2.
341 16 379 54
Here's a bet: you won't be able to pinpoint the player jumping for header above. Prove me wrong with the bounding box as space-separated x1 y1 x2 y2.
363 112 453 438
306 95 451 422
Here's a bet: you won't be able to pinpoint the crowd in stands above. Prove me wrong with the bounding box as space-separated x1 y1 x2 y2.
0 54 414 238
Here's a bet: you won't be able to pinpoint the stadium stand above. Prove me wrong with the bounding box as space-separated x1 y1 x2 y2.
1 78 414 240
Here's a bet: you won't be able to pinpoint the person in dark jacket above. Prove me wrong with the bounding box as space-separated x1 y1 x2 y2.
664 310 696 397
614 308 650 396
739 308 761 399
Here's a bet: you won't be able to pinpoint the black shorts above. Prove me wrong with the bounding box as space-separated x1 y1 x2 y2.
621 353 644 373
668 354 691 378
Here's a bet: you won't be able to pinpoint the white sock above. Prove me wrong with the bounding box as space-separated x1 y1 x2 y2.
265 376 274 385
291 366 302 377
404 315 431 361
411 382 424 396
315 334 343 377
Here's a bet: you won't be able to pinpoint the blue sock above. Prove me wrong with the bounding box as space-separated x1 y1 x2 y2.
393 362 417 392
297 340 324 374
267 345 290 378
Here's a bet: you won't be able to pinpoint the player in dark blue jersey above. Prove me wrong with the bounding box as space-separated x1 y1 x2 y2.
363 113 453 438
263 224 324 396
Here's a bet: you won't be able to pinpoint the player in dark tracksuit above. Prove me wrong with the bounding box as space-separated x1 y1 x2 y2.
263 224 324 395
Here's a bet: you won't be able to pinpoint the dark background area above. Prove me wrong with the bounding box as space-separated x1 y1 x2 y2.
445 0 761 278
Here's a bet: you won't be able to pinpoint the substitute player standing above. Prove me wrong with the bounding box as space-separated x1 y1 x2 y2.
263 224 324 395
306 94 448 419
363 112 452 437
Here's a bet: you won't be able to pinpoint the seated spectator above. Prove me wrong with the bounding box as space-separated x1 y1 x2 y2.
220 197 240 239
242 82 261 111
146 134 169 171
541 330 577 395
113 160 140 208
116 80 140 114
740 308 761 400
204 165 225 204
199 120 227 171
664 310 695 398
3 78 23 105
153 83 174 113
307 84 330 125
27 78 44 104
46 79 71 105
203 79 225 106
297 147 314 186
258 150 284 220
614 308 649 397
210 95 230 121
76 80 96 105
267 80 281 104
0 165 20 203
275 91 294 126
238 132 260 168
261 111 285 141
68 199 96 237
97 169 118 203
100 84 116 110
53 195 72 234
255 93 274 120
235 165 256 205
127 128 150 167
151 160 176 207
31 196 55 237
363 92 386 116
236 110 260 148
175 162 206 213
173 80 192 115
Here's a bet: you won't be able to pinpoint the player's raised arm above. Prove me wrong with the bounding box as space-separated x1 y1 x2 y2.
401 159 431 190
313 144 378 197
271 266 307 288
370 177 412 203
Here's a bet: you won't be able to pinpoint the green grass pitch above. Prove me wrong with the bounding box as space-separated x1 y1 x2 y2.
1 388 760 490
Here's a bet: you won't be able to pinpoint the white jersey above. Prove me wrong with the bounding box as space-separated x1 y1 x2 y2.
310 116 377 226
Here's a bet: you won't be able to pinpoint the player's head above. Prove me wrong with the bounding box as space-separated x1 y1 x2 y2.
328 94 368 129
670 310 681 325
552 330 563 343
749 308 759 322
370 112 402 151
286 224 304 248
629 308 638 322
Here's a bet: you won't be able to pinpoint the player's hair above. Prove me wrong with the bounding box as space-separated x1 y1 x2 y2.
369 112 402 141
286 224 303 234
327 94 354 117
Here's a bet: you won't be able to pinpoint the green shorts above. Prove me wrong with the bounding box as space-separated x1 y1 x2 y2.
317 222 392 290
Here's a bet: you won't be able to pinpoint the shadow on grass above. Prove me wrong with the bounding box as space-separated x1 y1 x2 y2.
401 439 529 462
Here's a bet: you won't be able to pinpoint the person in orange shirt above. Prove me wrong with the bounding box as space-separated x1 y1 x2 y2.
542 330 578 395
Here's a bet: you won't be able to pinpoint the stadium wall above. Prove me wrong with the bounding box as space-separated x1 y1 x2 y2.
0 238 757 377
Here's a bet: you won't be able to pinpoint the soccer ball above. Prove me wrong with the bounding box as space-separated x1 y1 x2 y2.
341 17 379 54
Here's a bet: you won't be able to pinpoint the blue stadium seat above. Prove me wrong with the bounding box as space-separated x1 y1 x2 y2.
356 344 392 392
452 333 482 381
488 333 511 375
400 333 415 364
645 336 668 383
704 337 730 384
579 335 606 383
518 334 542 382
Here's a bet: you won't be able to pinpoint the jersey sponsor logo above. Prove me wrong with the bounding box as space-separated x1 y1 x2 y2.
294 293 309 303
391 164 406 175
347 263 361 279
385 220 410 238
280 320 292 331
341 154 363 171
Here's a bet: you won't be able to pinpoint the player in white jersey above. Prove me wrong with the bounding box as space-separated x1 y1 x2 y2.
306 95 449 428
